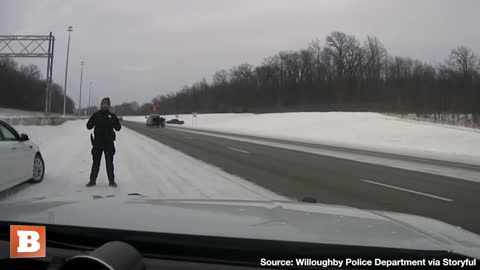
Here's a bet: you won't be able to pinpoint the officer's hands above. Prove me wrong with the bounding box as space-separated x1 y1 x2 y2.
110 113 118 123
110 113 121 131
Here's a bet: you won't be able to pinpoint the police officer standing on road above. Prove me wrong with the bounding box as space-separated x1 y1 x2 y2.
86 97 121 187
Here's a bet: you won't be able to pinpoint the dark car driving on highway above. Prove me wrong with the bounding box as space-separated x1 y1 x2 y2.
166 118 184 125
146 114 165 128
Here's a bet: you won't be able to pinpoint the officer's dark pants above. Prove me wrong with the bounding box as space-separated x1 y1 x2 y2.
89 140 116 184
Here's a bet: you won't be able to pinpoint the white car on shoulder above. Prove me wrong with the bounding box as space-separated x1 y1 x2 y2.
0 120 45 191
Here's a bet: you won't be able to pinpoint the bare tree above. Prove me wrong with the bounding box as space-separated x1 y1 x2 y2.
230 63 255 84
344 36 365 82
325 32 349 81
299 49 314 84
325 32 365 82
308 39 326 82
364 36 387 82
0 57 18 71
212 69 229 86
446 46 479 80
20 64 42 80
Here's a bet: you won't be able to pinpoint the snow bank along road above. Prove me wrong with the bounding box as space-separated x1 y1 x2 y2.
0 107 47 117
1 120 285 203
123 120 480 234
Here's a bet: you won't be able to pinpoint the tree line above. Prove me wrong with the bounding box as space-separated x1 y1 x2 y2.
110 101 140 115
0 57 75 114
143 31 480 124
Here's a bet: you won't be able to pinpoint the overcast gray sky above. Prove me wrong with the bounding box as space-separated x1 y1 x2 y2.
1 0 479 106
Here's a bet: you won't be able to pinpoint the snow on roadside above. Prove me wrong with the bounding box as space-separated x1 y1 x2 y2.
6 120 286 202
125 112 480 165
0 107 46 118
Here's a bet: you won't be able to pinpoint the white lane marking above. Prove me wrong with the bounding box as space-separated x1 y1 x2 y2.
227 147 250 154
166 127 480 183
360 179 453 202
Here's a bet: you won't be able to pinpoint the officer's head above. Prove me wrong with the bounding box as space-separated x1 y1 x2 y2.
101 97 111 111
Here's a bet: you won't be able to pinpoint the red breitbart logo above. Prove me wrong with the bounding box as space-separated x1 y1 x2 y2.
10 225 46 258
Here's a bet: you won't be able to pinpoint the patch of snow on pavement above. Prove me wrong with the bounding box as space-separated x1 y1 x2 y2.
6 120 285 202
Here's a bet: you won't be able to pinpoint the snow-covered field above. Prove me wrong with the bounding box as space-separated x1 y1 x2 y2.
4 120 285 202
126 112 480 165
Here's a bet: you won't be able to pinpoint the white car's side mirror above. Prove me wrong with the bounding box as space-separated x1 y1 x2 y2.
20 133 29 141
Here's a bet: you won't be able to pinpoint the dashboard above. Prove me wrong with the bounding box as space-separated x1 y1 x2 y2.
0 240 269 270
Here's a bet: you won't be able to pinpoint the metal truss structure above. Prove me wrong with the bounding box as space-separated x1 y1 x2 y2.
0 33 55 114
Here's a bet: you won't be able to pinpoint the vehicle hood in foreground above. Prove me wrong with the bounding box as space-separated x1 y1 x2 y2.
1 195 479 259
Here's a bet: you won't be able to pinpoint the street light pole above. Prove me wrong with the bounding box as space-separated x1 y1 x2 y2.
63 26 73 116
88 81 92 114
93 89 96 108
78 61 84 115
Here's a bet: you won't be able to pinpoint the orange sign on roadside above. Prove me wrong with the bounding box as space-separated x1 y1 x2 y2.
10 225 46 258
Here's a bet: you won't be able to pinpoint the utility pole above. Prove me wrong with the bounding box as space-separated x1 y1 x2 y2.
92 88 96 109
63 26 73 116
88 81 92 114
78 61 84 115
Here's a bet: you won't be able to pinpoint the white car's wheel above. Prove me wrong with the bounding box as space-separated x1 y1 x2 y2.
31 154 45 183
